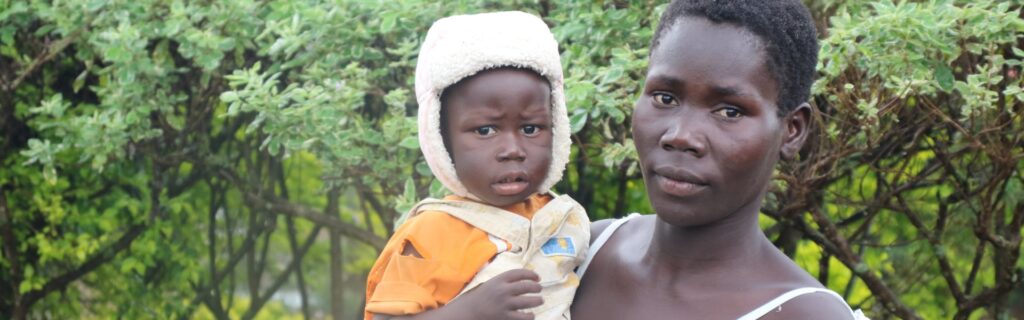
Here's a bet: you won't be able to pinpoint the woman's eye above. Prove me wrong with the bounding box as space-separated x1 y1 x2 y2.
652 93 679 106
475 126 496 136
713 107 743 118
522 125 540 136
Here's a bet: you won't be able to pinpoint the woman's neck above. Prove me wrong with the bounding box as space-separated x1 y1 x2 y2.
642 199 771 276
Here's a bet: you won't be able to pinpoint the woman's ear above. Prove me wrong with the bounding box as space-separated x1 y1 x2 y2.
780 103 811 160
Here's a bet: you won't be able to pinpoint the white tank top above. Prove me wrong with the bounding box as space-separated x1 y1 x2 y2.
576 214 869 320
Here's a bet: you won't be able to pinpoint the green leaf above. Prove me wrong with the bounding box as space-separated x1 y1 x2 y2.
0 26 15 46
301 138 318 149
220 91 238 103
429 179 446 198
19 280 32 294
415 161 433 176
607 107 626 123
380 13 398 33
1012 46 1024 58
0 3 28 22
935 65 954 92
87 0 110 12
121 257 142 274
403 178 416 200
105 46 129 63
33 24 55 37
398 136 419 149
264 135 281 155
569 112 588 134
72 70 88 93
602 66 624 84
853 262 870 274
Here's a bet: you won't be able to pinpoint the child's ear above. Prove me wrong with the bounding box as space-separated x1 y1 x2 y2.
780 103 811 160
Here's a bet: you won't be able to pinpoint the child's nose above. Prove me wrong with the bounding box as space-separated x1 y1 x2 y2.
496 136 527 162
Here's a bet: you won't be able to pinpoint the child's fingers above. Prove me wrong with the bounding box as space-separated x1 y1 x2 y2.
507 294 544 310
506 277 543 296
504 311 536 320
494 268 540 283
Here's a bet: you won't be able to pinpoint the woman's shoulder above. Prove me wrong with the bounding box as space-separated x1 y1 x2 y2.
589 214 655 245
748 251 861 319
752 287 859 320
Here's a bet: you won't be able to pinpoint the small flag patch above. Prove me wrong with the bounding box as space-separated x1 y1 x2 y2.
541 237 576 257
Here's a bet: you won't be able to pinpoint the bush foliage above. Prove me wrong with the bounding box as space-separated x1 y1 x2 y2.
1 0 1022 319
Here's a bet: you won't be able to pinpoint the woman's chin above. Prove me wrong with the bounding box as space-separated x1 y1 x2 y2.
650 203 720 228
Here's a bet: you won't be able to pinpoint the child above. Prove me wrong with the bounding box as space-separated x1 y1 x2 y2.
364 11 589 320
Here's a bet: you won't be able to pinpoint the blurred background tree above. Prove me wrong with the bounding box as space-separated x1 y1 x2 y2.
0 0 1021 319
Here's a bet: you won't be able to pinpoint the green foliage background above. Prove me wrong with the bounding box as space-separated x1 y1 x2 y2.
1 0 1022 319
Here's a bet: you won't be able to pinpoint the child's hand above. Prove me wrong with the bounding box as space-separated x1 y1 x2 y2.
452 268 544 319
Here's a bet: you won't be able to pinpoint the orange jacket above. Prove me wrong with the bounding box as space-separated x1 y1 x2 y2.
364 194 551 319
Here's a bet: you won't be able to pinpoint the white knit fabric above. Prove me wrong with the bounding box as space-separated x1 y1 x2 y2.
415 11 571 199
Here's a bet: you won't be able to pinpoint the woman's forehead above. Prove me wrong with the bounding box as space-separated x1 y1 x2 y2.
651 17 766 67
648 16 778 103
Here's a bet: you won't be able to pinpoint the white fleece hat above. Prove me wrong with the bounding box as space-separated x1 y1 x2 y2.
416 11 571 199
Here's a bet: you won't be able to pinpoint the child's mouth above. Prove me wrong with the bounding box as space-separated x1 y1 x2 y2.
492 174 529 196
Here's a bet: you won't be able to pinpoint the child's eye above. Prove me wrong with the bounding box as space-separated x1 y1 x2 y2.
475 126 496 136
522 125 542 136
652 92 679 106
712 107 743 119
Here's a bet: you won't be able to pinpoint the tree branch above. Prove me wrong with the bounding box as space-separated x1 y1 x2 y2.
206 182 222 315
182 212 267 320
274 160 311 319
241 226 322 320
243 192 386 250
807 206 920 319
357 183 394 233
0 187 22 317
964 241 985 295
21 223 147 311
896 194 965 304
6 28 84 92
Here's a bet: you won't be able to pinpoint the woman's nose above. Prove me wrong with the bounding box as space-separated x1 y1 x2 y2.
659 119 706 157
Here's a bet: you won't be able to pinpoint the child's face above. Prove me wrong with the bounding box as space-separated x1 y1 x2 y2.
633 16 788 226
443 68 553 206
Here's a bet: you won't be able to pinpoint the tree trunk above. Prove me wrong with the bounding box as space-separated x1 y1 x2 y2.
330 229 344 320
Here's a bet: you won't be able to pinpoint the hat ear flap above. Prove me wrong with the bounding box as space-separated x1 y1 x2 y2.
538 81 571 194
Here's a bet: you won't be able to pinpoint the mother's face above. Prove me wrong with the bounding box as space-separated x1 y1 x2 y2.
633 16 801 226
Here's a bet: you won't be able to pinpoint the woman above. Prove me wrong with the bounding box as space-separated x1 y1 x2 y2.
569 0 867 319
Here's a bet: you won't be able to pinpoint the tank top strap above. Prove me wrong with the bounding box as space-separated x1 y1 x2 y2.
575 213 640 277
736 287 866 320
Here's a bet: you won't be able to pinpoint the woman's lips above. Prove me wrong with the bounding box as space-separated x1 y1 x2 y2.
655 174 707 197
